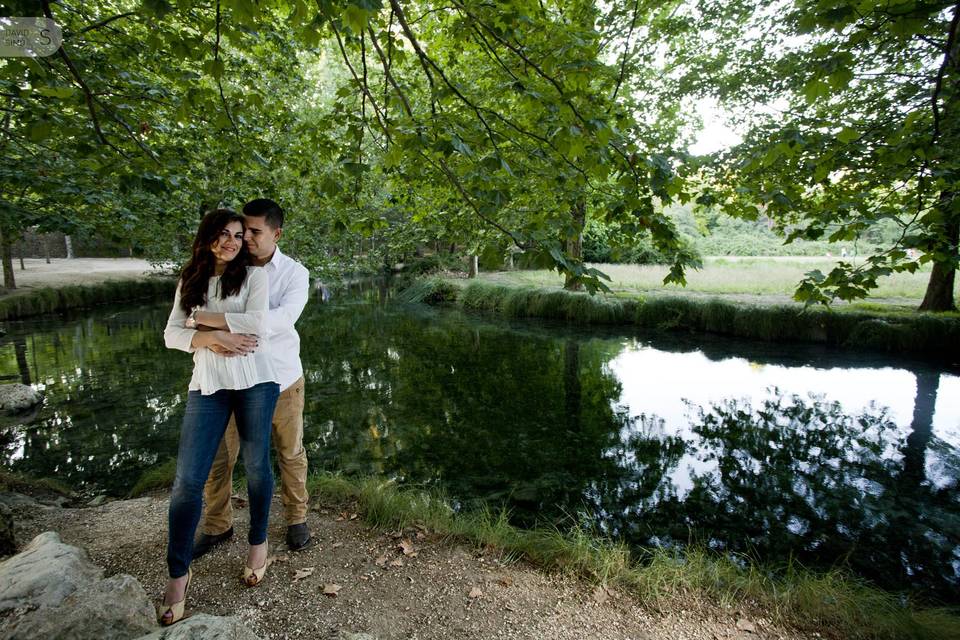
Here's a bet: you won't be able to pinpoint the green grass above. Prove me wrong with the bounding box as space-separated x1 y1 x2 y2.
486 258 959 304
0 277 177 320
307 472 959 640
128 458 178 498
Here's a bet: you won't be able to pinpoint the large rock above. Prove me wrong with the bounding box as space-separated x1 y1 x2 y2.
0 531 260 640
133 614 261 639
3 574 158 640
0 531 101 613
0 385 41 415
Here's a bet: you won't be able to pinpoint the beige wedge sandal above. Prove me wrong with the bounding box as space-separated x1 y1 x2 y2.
158 567 192 626
242 545 268 587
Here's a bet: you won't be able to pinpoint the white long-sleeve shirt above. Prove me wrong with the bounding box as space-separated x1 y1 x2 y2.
164 266 278 395
235 246 310 393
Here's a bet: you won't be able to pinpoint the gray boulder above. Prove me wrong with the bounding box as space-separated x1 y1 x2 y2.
3 574 158 640
133 614 261 639
0 385 40 415
0 531 101 613
0 531 260 640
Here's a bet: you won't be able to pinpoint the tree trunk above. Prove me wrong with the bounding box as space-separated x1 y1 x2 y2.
467 255 478 278
0 226 15 289
919 194 958 311
564 199 586 291
901 370 939 490
14 338 30 386
64 234 74 259
44 236 51 264
505 251 514 271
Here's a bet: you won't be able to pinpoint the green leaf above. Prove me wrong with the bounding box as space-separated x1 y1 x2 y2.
837 127 860 143
803 79 831 104
29 120 53 142
34 86 76 99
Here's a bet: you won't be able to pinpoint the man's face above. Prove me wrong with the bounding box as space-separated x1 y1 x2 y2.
243 215 281 260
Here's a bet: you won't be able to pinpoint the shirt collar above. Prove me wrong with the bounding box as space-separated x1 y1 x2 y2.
263 245 287 271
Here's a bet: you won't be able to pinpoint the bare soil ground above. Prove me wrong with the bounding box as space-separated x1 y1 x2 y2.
1 258 169 291
9 491 814 640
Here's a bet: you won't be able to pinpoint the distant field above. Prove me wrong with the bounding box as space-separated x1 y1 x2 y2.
482 257 957 305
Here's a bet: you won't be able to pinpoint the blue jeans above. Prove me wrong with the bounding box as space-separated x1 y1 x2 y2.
167 381 280 578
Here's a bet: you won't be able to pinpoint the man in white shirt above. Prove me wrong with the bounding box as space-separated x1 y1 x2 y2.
193 198 313 555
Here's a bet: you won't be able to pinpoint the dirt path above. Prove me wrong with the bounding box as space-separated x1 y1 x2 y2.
9 491 811 640
2 258 169 290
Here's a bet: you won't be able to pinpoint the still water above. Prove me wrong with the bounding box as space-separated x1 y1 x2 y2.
1 282 958 602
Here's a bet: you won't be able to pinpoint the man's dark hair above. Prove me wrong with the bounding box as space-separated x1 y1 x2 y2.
243 198 285 229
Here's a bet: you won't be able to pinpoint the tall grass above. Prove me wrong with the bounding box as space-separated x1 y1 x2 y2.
0 278 177 320
401 278 960 361
307 472 959 640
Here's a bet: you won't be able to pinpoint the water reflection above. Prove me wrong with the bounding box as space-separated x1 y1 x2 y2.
0 284 957 601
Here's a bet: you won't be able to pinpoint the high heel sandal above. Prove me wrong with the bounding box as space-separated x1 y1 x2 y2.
242 544 268 587
158 567 192 626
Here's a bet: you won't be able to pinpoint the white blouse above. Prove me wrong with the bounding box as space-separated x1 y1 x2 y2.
164 266 278 395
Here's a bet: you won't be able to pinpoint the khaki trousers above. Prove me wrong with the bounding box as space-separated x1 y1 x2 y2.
201 376 309 534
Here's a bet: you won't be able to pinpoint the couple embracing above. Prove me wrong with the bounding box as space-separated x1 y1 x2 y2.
159 199 312 625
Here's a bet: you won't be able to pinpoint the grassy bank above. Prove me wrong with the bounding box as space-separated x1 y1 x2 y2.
306 472 958 640
488 258 957 302
400 277 960 362
0 277 177 321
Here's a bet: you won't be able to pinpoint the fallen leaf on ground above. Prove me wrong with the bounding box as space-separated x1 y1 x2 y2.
592 586 609 605
389 558 404 568
736 619 757 633
349 513 359 520
398 539 417 557
292 567 315 582
375 554 389 567
266 554 289 566
468 587 483 599
498 576 514 587
323 583 341 597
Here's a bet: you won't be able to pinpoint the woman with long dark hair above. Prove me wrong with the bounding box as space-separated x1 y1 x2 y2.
159 209 279 625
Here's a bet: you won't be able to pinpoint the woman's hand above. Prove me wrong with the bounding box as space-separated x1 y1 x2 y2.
191 328 258 355
214 330 259 355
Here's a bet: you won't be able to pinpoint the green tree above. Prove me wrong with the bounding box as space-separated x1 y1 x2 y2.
685 0 960 310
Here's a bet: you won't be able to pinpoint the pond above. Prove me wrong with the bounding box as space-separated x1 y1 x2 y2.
1 280 958 603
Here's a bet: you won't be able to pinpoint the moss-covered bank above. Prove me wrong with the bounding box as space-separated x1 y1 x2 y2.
400 277 960 362
0 278 177 321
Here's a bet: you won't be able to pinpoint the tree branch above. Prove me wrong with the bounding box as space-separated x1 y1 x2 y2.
214 0 241 143
76 11 137 35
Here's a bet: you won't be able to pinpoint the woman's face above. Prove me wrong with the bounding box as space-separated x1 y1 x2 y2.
210 220 244 265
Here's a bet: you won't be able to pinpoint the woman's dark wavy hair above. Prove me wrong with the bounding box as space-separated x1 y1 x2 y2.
178 209 251 313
